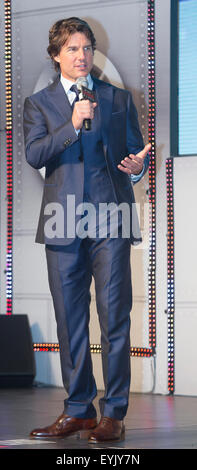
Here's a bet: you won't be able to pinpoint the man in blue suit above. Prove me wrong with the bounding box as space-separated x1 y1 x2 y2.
24 17 150 443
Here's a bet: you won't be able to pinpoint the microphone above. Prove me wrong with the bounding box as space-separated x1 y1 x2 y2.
76 77 96 131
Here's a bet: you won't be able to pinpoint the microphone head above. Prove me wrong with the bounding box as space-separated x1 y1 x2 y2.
76 76 88 91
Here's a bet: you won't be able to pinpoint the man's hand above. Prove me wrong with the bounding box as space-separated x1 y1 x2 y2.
72 100 97 131
117 143 151 175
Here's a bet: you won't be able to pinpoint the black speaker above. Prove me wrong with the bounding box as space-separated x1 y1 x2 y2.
0 314 36 387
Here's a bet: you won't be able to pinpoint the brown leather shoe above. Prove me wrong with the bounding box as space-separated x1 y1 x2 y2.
30 413 97 439
88 416 125 443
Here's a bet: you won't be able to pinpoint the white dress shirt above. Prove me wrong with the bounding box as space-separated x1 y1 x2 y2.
60 73 93 106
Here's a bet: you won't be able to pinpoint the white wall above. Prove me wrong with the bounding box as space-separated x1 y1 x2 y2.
153 0 170 394
174 157 197 395
155 0 197 396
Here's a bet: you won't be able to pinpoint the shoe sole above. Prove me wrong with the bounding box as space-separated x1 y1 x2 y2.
88 430 125 444
29 428 94 440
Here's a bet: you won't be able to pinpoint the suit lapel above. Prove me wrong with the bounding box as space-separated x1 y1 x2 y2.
92 77 113 147
47 75 72 121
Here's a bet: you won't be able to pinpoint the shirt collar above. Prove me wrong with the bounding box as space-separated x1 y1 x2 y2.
60 73 93 93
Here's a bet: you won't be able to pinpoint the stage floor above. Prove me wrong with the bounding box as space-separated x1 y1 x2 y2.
0 386 197 450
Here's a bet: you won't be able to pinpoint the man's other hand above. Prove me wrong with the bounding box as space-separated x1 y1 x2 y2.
117 143 151 175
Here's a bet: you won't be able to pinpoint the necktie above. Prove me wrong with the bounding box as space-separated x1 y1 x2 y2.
70 84 80 108
70 84 83 161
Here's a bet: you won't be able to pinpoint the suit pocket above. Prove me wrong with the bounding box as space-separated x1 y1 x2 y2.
111 110 125 116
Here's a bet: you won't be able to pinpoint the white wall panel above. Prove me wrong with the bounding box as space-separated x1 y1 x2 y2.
174 157 197 395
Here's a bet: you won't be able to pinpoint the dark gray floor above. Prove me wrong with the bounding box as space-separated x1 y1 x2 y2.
0 386 197 452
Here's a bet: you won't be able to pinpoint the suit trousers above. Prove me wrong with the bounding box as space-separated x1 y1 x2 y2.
45 236 132 420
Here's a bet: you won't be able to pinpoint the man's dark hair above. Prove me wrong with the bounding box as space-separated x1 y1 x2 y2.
47 17 96 72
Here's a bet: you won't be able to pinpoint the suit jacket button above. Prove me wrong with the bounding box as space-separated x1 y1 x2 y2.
64 138 71 147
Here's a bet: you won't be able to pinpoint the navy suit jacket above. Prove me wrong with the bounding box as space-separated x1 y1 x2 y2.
23 75 149 245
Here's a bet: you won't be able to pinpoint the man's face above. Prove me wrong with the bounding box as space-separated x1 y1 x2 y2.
54 32 94 82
